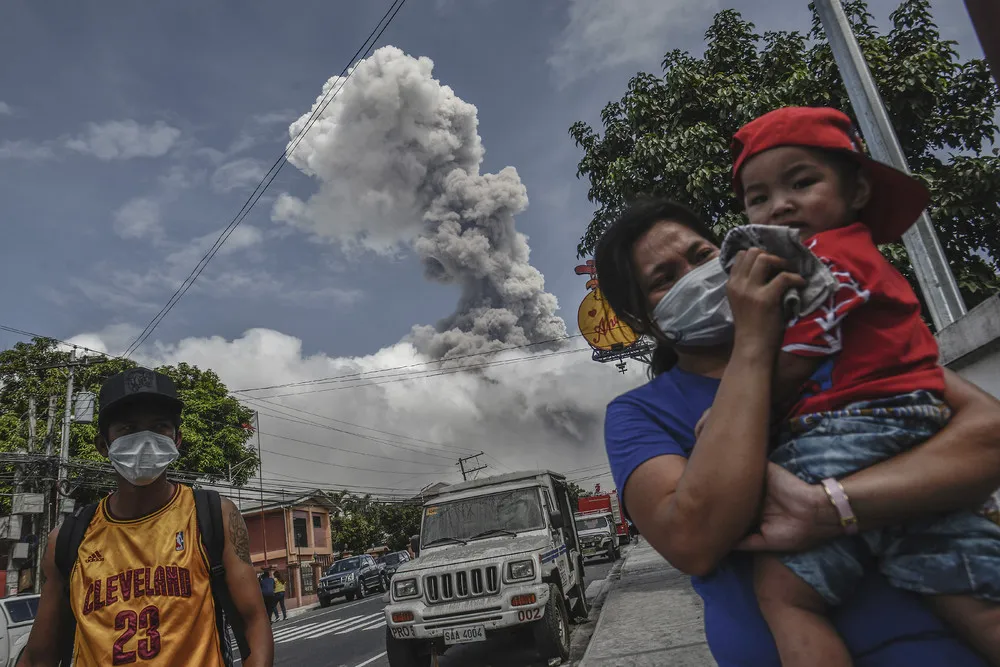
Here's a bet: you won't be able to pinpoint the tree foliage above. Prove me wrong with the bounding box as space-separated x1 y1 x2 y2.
565 481 591 508
331 492 422 554
0 338 258 505
570 0 1000 312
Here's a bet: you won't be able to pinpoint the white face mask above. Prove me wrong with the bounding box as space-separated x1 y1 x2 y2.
108 430 179 486
652 258 734 347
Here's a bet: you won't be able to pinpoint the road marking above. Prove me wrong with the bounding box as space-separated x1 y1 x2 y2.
273 615 365 643
353 652 387 667
334 617 385 634
308 612 384 639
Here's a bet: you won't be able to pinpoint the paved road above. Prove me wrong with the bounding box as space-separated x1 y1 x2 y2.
262 556 618 667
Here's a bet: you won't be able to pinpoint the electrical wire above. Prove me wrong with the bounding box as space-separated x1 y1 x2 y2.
250 348 588 399
242 395 480 455
121 0 409 358
230 333 589 393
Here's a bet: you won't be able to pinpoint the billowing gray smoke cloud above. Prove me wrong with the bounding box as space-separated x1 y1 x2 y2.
272 46 567 360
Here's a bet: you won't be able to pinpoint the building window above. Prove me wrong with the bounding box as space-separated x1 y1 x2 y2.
313 515 322 529
293 517 309 548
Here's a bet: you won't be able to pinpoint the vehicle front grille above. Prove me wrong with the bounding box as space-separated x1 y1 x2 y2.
424 565 500 603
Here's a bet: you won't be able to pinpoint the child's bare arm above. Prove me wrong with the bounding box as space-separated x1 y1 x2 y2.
772 352 825 416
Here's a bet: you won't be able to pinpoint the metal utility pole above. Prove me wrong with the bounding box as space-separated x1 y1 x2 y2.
814 0 966 331
7 398 37 595
34 395 58 593
27 396 37 454
255 412 268 567
457 452 487 482
57 348 77 491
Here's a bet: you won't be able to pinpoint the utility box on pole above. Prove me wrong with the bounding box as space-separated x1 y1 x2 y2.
11 494 45 516
73 391 96 424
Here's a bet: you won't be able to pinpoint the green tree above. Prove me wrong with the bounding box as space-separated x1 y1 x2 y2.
330 493 422 553
570 0 1000 312
566 482 591 508
378 503 422 551
0 338 258 504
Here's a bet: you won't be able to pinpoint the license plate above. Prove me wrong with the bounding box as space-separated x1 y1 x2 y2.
443 625 486 645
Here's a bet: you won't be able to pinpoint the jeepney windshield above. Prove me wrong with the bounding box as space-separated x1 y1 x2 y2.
421 487 544 547
575 516 610 532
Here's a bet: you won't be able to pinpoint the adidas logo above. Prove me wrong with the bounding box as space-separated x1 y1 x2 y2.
85 551 104 563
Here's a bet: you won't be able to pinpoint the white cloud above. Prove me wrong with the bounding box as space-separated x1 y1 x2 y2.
113 197 162 240
0 102 12 116
0 139 54 160
158 165 202 191
211 158 267 193
71 327 631 493
65 120 181 160
252 110 298 125
548 0 718 82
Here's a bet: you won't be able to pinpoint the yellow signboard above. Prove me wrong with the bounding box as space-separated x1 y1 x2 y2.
575 260 638 351
577 288 638 351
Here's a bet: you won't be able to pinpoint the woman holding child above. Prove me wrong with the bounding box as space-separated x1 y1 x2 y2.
598 106 1000 666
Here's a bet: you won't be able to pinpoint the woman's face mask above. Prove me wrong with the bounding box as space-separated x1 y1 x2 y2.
651 258 734 347
108 430 179 486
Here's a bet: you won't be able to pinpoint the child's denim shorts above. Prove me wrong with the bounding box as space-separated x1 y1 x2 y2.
772 390 1000 606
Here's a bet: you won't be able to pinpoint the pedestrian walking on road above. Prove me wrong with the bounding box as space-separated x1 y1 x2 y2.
272 571 288 622
594 194 1000 667
16 367 274 667
259 569 277 624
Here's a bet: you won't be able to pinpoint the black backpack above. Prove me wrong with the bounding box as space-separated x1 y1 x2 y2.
54 488 251 666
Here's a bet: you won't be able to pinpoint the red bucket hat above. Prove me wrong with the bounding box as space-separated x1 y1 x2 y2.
730 106 929 244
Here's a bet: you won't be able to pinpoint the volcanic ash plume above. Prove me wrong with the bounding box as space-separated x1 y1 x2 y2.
272 46 567 360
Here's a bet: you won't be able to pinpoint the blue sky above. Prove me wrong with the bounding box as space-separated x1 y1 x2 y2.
0 0 985 493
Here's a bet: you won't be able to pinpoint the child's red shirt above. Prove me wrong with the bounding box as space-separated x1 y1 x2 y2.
782 222 944 417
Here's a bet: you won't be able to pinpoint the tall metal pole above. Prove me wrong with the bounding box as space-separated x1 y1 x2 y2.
57 348 77 491
814 0 967 331
256 412 268 568
35 395 58 594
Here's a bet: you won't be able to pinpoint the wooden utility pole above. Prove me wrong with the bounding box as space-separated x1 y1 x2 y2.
457 452 487 481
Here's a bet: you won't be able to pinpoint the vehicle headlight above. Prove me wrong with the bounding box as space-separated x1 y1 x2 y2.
506 559 535 582
394 578 419 599
347 573 356 581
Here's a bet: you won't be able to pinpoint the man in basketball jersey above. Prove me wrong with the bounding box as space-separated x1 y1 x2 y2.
18 367 274 666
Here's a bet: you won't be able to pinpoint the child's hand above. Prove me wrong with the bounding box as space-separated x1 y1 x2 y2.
694 408 711 439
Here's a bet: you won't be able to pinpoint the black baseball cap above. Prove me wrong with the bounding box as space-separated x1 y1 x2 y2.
98 367 184 426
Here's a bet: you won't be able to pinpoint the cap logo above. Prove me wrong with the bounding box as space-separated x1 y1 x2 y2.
124 369 156 395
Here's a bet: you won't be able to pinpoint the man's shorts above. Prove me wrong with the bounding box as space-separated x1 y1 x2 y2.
771 390 1000 606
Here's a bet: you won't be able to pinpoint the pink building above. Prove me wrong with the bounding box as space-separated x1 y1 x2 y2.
241 491 338 611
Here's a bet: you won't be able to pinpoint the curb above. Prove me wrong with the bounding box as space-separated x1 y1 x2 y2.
567 544 632 665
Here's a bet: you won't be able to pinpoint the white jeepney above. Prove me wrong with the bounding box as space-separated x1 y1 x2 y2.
574 510 620 562
383 470 589 667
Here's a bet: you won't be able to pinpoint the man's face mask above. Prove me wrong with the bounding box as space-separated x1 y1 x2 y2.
651 258 734 347
108 430 179 486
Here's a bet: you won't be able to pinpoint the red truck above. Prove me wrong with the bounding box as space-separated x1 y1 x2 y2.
577 492 630 546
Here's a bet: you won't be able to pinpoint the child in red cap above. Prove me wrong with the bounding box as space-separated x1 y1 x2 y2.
728 106 1000 665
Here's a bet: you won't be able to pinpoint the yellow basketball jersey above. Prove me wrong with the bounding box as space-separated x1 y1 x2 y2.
69 484 226 667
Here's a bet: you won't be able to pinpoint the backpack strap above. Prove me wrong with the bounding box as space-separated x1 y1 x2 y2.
55 501 99 667
194 488 251 663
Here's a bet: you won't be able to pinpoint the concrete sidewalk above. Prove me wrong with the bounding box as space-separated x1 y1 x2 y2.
579 539 717 666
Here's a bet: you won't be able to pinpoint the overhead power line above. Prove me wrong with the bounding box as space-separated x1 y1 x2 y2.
230 333 589 394
120 0 410 358
249 348 588 399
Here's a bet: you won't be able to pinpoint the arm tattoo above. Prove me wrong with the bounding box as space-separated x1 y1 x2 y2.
228 505 253 565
